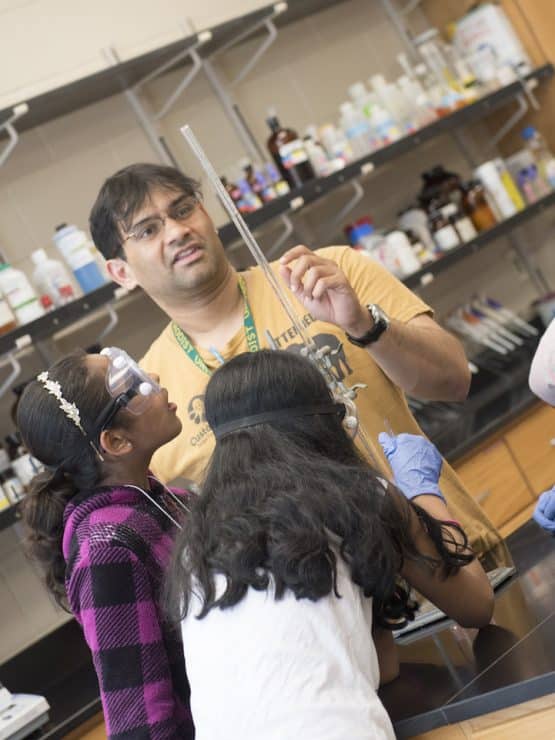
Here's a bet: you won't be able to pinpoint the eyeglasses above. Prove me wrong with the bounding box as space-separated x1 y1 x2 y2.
88 347 161 451
123 195 200 245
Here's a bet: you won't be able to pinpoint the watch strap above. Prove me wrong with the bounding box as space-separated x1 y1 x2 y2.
345 304 389 347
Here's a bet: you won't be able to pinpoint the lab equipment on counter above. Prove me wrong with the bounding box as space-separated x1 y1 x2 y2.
0 288 16 336
0 682 50 740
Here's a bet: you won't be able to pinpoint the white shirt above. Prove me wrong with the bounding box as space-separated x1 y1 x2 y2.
181 556 395 740
529 318 555 406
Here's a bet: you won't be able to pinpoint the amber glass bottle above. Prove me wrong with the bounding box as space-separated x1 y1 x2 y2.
266 114 315 189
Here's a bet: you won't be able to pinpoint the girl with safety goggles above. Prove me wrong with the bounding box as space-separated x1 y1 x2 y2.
16 347 194 740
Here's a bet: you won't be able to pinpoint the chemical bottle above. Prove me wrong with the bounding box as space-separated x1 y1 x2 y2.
428 206 460 251
440 202 477 243
304 126 335 177
0 260 45 325
461 180 497 232
31 248 75 308
397 206 437 256
53 224 107 294
474 161 518 219
339 102 373 159
384 230 422 277
368 103 402 147
266 111 315 189
264 162 290 197
369 74 414 134
521 126 555 188
348 82 376 119
453 2 532 81
240 160 276 204
419 165 464 210
0 287 17 335
318 124 353 165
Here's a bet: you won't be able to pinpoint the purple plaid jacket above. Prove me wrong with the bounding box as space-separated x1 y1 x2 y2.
62 481 194 739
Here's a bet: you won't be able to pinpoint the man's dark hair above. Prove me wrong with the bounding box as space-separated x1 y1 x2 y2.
89 163 201 260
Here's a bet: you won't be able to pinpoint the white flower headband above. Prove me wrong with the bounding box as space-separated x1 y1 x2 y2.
37 371 87 436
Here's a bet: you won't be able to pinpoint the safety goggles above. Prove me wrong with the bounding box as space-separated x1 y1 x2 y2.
88 347 161 447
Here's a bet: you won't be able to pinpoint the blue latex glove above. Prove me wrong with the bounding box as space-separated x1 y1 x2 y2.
378 432 444 501
533 487 555 533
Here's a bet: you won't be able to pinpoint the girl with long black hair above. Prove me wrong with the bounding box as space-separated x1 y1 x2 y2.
17 348 194 739
167 349 494 740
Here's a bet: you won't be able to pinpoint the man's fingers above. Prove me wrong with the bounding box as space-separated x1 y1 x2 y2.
279 244 312 265
311 273 346 300
302 265 338 297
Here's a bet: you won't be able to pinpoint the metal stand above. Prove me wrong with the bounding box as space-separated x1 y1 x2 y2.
0 104 29 168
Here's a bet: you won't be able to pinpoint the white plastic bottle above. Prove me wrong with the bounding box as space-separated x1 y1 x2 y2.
52 224 107 294
369 103 402 147
474 162 518 219
0 261 45 325
339 102 373 159
384 231 422 277
31 249 75 307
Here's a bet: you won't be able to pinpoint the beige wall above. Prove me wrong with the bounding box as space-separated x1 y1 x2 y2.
1 0 554 663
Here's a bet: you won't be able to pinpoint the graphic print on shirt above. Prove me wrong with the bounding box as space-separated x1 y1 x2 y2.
185 316 354 450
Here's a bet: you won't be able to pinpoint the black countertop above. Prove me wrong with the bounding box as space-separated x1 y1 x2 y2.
380 520 555 737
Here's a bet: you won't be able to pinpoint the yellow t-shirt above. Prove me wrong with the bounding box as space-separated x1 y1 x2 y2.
141 246 507 562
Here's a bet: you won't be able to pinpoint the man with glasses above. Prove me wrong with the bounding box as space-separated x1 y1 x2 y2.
90 162 508 566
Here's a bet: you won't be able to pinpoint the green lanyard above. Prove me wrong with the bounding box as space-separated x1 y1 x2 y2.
171 275 260 376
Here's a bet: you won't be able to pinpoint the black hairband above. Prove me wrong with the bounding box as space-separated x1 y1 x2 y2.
212 402 346 440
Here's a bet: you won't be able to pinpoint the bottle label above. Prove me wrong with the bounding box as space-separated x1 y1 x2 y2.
278 139 309 169
0 300 15 328
456 217 477 242
56 233 97 271
434 225 459 251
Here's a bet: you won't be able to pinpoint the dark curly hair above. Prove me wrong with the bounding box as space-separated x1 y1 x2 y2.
17 350 128 608
166 350 473 629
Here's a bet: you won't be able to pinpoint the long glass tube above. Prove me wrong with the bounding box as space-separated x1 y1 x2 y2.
180 124 382 467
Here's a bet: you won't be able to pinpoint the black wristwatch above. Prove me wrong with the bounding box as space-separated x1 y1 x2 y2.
345 304 390 347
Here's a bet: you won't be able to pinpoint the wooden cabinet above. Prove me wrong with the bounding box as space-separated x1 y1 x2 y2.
453 404 555 536
504 405 555 496
454 439 535 529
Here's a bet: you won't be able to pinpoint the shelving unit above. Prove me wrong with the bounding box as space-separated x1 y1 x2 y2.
404 189 555 289
1 6 554 538
218 63 554 245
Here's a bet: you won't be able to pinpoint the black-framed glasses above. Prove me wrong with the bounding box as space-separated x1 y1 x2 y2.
123 194 200 245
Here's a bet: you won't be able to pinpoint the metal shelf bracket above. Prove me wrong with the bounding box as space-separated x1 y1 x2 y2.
96 303 120 343
209 2 288 88
315 180 365 242
0 352 22 401
132 30 213 121
267 214 294 258
485 93 529 153
0 103 29 168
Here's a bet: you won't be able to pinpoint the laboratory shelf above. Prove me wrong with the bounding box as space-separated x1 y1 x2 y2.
0 0 349 132
0 283 119 357
0 192 554 359
403 189 555 289
218 63 555 245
